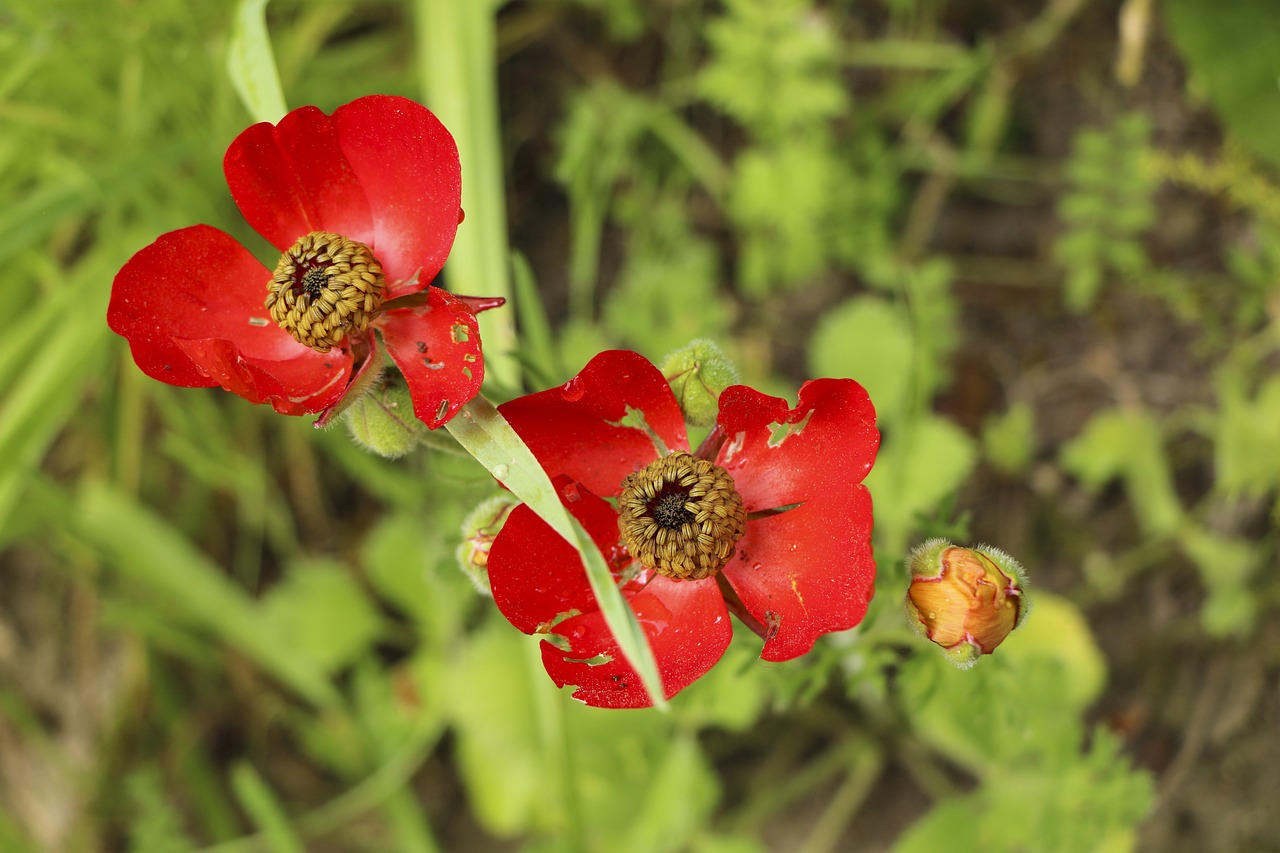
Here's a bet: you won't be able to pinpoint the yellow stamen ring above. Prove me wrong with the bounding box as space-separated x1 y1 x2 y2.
618 452 747 581
266 231 385 352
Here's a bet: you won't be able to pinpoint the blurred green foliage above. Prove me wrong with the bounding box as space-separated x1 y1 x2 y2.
2 0 1278 850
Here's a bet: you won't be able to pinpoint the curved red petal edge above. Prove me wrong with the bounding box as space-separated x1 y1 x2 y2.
539 574 732 709
380 287 484 428
716 379 880 661
722 487 876 661
176 337 351 415
224 105 374 254
107 224 349 413
498 350 689 499
334 95 462 298
717 379 879 510
488 480 622 635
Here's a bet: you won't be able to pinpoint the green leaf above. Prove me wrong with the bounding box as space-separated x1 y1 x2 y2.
1178 525 1260 638
1060 409 1183 537
895 728 1151 853
0 262 109 540
900 591 1108 780
75 481 338 708
227 0 287 124
448 621 544 835
230 762 303 853
982 403 1035 475
1215 373 1280 496
1052 114 1155 311
362 511 462 641
1166 0 1280 172
260 560 383 673
865 414 977 555
809 296 914 425
697 0 846 139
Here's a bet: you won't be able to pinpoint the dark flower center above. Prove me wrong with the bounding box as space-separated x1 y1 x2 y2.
651 490 695 529
266 231 385 352
617 451 747 581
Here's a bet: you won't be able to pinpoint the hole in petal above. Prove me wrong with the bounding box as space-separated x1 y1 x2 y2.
564 653 614 667
435 399 450 422
767 409 814 447
763 610 783 640
606 405 671 457
451 323 470 343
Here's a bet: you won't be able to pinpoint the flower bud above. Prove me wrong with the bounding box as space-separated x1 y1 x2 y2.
660 339 740 428
906 539 1028 668
456 495 518 594
343 372 426 459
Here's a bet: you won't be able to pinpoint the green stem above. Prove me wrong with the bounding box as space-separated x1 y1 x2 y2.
227 0 287 123
414 0 518 390
445 396 667 708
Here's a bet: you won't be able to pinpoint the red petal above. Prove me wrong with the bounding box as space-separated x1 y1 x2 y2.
380 287 484 427
488 482 623 635
498 350 689 499
334 95 462 299
176 337 350 416
107 225 350 413
716 380 879 661
224 106 373 254
540 574 731 709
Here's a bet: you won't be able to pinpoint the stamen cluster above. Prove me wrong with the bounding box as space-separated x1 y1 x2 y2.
267 231 385 352
618 451 747 580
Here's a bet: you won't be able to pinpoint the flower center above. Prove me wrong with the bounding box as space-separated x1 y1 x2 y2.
266 231 385 352
617 451 747 581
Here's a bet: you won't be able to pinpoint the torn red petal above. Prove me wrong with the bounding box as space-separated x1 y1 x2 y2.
716 379 879 511
716 379 879 660
453 294 507 314
488 483 621 635
499 350 689 499
721 486 875 661
380 287 484 427
540 574 731 709
224 106 374 254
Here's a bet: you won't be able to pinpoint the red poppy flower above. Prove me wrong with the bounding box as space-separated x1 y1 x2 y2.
487 350 879 708
107 94 499 426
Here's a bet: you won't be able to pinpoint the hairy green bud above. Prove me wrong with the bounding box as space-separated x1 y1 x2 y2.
660 339 740 428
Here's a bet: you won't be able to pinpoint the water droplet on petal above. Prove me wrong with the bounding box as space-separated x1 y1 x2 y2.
493 463 509 480
560 481 581 503
561 376 585 402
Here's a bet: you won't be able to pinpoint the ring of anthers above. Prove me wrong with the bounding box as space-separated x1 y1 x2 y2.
617 451 747 581
266 231 385 352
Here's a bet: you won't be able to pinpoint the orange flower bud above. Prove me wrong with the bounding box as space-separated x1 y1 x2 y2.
906 539 1028 668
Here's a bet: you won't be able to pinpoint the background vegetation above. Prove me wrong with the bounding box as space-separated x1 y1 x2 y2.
1 0 1277 850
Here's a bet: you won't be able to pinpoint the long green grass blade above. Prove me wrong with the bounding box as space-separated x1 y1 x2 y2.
75 480 339 708
228 0 287 123
445 396 667 708
415 0 517 388
230 763 303 853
